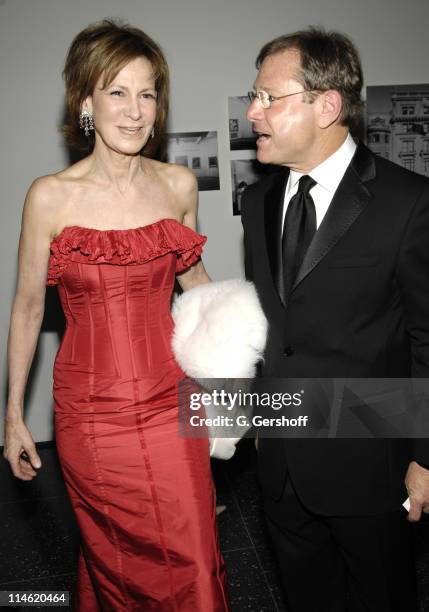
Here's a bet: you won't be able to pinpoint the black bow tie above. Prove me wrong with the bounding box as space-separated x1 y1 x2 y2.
281 175 317 301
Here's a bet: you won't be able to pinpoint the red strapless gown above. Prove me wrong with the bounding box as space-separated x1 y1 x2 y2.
47 219 229 612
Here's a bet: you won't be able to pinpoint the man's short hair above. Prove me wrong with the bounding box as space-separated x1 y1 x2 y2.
256 27 364 132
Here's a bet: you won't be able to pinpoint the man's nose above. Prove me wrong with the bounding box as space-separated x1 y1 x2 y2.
246 98 263 122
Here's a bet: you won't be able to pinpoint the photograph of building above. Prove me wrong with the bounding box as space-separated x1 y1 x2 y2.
166 131 220 190
366 84 429 177
228 96 257 150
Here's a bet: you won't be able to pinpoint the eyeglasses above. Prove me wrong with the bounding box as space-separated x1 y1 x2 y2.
247 89 313 109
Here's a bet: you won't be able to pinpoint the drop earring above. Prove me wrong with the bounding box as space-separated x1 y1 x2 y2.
151 128 155 139
79 109 94 137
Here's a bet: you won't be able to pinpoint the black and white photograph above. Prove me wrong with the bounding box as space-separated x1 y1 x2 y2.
166 131 220 191
366 83 429 176
228 96 257 150
230 158 266 215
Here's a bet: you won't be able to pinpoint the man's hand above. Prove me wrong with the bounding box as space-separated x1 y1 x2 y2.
405 461 429 522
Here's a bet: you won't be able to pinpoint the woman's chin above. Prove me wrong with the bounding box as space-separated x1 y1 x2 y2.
99 140 147 156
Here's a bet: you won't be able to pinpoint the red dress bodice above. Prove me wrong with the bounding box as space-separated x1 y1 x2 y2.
47 219 206 414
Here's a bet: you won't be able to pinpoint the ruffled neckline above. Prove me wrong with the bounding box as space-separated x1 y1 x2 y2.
50 217 181 246
47 218 206 285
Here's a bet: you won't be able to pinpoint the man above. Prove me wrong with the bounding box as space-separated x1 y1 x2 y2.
241 28 429 611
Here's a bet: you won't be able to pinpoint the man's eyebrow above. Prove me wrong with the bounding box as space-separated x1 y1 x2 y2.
254 83 275 91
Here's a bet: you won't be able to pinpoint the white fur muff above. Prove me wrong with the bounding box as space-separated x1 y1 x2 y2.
172 279 268 459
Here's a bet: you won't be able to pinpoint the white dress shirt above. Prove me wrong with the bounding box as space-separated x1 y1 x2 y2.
282 133 357 231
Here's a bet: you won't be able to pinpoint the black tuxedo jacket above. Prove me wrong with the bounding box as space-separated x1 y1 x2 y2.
241 142 429 515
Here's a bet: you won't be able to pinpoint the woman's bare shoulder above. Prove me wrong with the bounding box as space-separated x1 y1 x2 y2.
24 165 78 236
19 176 60 243
25 174 63 215
147 158 197 193
149 160 198 219
27 157 88 200
24 159 92 236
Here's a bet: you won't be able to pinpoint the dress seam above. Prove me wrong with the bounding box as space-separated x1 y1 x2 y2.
124 266 139 403
78 263 95 404
192 437 230 611
161 257 174 359
211 481 229 610
61 283 76 361
145 261 154 370
88 414 131 610
135 412 179 612
98 266 121 377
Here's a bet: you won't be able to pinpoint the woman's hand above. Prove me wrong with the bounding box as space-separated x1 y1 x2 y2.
3 416 42 480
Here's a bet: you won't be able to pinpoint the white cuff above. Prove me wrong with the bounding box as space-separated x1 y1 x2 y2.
209 437 241 460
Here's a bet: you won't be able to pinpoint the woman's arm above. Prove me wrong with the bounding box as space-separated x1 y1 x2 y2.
173 166 211 291
3 177 56 480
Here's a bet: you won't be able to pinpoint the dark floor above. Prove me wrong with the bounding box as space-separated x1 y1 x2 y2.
0 439 428 611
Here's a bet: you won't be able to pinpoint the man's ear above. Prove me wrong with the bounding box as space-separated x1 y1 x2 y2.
317 90 343 129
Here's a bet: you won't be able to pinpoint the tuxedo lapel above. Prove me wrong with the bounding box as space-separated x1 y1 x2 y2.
291 143 376 293
264 168 289 302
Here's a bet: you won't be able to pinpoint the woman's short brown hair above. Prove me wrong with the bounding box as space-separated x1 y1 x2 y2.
256 27 364 133
62 19 169 157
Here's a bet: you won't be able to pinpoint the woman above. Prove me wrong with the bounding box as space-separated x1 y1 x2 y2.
4 20 229 611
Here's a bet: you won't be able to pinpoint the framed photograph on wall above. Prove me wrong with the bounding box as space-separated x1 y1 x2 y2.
166 131 220 191
366 83 429 177
230 158 265 215
228 96 257 150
